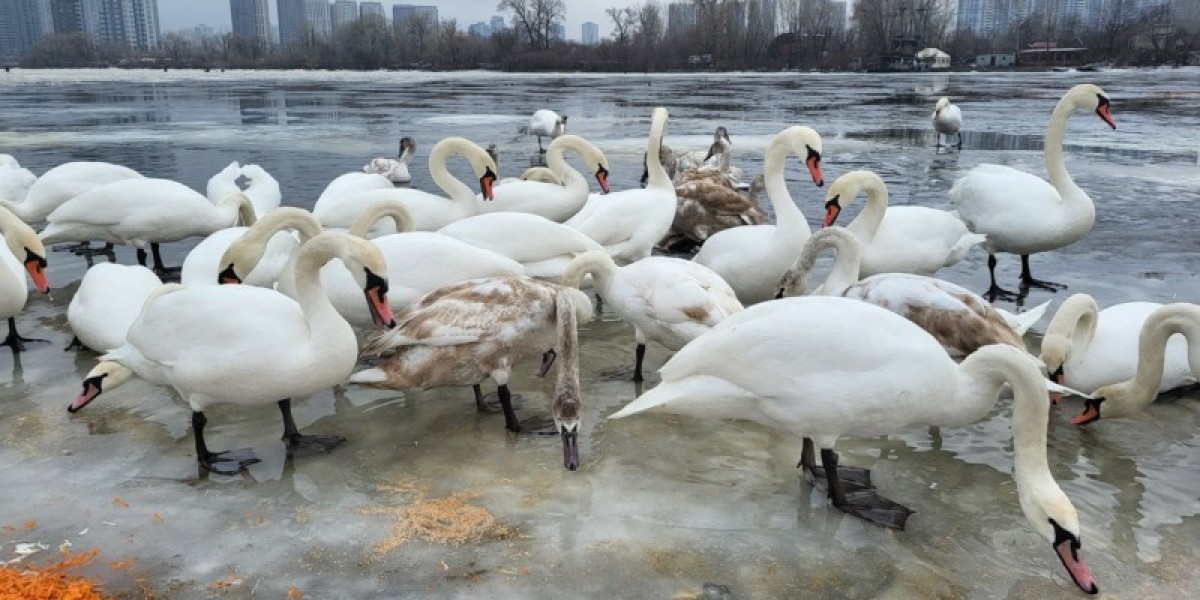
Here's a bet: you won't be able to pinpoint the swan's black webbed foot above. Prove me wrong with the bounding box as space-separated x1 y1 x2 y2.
798 438 871 488
65 336 88 352
1020 277 1067 292
1 326 46 353
983 283 1021 303
283 433 346 457
199 448 261 475
517 415 558 435
821 448 913 530
473 384 521 414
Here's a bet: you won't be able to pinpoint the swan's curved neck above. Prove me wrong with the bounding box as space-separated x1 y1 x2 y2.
215 193 256 229
429 141 478 209
845 178 887 245
781 228 860 297
955 346 1065 529
644 113 671 190
0 200 29 221
292 235 353 340
349 201 415 237
247 208 322 245
1044 95 1083 197
0 207 37 258
762 138 806 237
555 292 581 399
562 251 616 295
546 137 587 192
1046 295 1098 358
1120 304 1200 410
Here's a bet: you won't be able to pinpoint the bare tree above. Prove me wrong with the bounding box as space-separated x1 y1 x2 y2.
498 0 566 49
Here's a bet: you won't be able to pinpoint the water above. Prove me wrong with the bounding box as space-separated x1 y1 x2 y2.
1 68 1198 598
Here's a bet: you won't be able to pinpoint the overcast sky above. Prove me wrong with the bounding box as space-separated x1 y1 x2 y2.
156 0 617 41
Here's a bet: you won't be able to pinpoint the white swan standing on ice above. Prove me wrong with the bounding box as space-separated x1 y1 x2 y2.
691 125 825 305
609 296 1099 594
522 109 567 153
951 84 1116 301
823 170 986 277
932 97 963 148
0 206 51 351
67 232 397 475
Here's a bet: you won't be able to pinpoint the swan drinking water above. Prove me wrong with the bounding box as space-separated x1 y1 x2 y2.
932 97 963 148
0 205 51 351
951 84 1116 301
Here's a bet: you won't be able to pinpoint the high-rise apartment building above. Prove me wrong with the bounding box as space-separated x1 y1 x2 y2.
957 0 1177 35
91 0 160 51
359 1 385 21
331 0 359 31
667 2 697 36
279 0 332 46
490 15 505 32
582 21 599 45
230 0 271 45
1 0 54 60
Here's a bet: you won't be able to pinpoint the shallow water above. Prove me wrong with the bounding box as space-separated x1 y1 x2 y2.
1 68 1198 598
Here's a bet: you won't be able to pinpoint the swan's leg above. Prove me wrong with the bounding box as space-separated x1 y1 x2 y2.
983 254 1020 302
633 343 647 382
136 247 148 267
798 437 871 488
1 317 47 353
822 448 913 530
68 242 116 258
956 131 963 149
497 384 521 433
192 411 260 475
278 399 345 456
473 384 503 414
150 243 182 281
64 336 89 352
1019 255 1067 291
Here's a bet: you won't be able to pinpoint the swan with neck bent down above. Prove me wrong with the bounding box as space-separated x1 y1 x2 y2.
610 296 1099 594
1071 302 1200 426
67 232 397 475
951 84 1116 301
1040 293 1195 401
312 137 498 234
691 125 825 305
474 134 610 222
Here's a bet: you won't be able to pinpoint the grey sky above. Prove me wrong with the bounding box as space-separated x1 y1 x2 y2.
156 0 616 41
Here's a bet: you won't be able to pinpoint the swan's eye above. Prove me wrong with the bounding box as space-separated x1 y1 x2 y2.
364 268 388 295
23 248 46 269
1096 94 1109 107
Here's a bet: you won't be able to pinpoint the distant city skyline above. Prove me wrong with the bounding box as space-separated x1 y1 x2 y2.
154 0 617 41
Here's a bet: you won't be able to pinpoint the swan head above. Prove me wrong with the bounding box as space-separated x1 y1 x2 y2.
1072 380 1140 425
821 170 882 228
933 97 951 115
553 387 581 471
779 125 824 187
1020 489 1098 594
3 220 50 293
322 233 396 328
1069 84 1115 130
398 136 416 160
1039 332 1070 402
468 143 499 201
68 361 134 413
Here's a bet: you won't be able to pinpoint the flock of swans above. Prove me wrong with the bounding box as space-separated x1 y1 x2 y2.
4 81 1195 594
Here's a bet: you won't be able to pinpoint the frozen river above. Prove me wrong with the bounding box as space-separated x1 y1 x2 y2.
1 67 1199 598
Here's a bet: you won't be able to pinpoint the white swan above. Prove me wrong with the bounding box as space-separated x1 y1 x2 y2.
0 206 51 351
180 207 319 288
67 232 397 474
563 250 741 381
39 179 256 275
315 172 394 208
932 97 963 148
780 227 1048 357
565 107 677 264
609 296 1099 595
67 264 162 352
0 161 142 224
364 136 416 185
1041 294 1195 406
226 200 525 327
691 125 825 305
824 170 986 278
523 109 567 153
674 126 745 185
237 163 283 218
312 137 496 233
0 154 36 205
475 134 610 222
439 212 604 282
351 277 593 442
1075 303 1200 425
951 84 1115 300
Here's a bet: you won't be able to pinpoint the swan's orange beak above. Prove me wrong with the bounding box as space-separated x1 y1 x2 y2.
1049 368 1065 405
219 264 242 285
68 375 104 413
1070 398 1103 426
1053 524 1099 594
805 149 824 187
480 167 497 201
595 166 610 194
822 197 842 228
363 269 395 328
1096 100 1116 130
24 250 49 294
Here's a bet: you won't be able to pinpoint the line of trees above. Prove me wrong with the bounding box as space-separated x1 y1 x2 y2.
10 0 1198 71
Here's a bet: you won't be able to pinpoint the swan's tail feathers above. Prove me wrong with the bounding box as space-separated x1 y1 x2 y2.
998 300 1052 336
610 381 683 419
944 232 988 267
349 368 389 385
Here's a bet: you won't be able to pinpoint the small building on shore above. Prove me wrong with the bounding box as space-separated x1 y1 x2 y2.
974 53 1016 68
1018 42 1088 67
916 48 951 70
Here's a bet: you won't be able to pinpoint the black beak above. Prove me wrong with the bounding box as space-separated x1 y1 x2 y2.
561 428 579 471
537 349 557 378
219 264 242 285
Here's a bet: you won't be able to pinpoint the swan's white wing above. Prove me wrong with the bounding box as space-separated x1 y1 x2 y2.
440 213 603 263
316 172 393 209
950 164 1060 233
